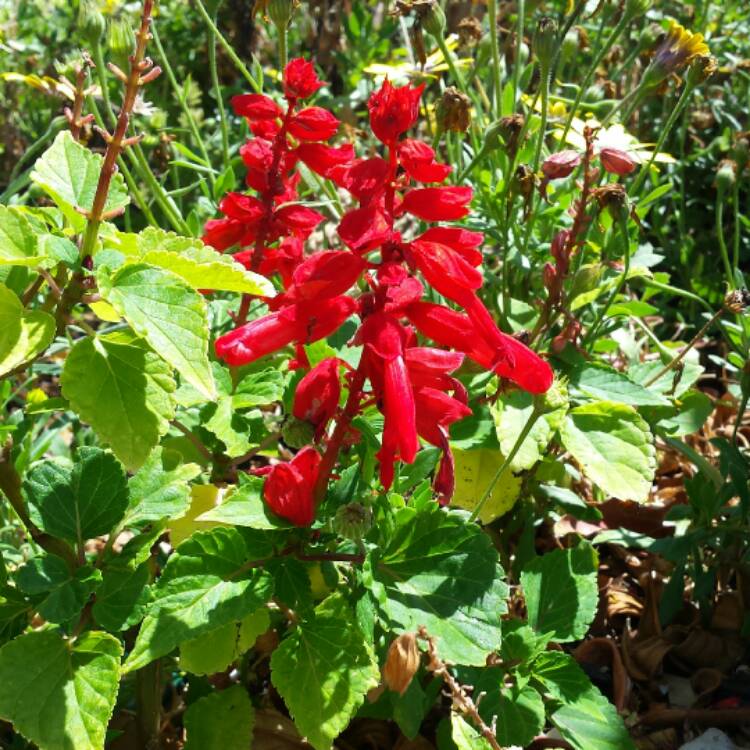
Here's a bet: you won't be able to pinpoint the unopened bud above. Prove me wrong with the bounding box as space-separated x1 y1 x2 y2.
534 17 558 70
599 147 638 176
281 416 315 449
420 0 446 39
731 135 749 172
383 633 421 695
715 159 737 193
687 54 718 86
333 502 372 541
78 0 106 45
625 0 650 18
486 114 524 155
437 87 471 133
107 17 136 72
592 183 630 223
268 0 297 29
541 149 581 180
542 262 557 290
723 289 750 315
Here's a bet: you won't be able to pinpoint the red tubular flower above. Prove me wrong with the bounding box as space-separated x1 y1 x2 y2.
599 147 638 175
401 186 473 221
397 139 452 183
293 358 341 436
263 447 321 526
283 58 325 100
294 143 355 179
338 158 389 203
231 93 283 120
368 79 424 144
273 204 324 236
407 240 483 302
215 296 357 366
337 204 391 253
273 251 367 306
416 226 484 266
288 107 340 141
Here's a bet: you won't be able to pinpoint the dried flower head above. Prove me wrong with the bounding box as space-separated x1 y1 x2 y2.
457 17 483 47
723 289 750 315
383 633 421 694
437 87 472 133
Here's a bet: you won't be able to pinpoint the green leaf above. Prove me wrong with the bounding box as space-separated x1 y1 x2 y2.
98 263 216 398
0 283 55 377
180 608 270 675
123 527 273 672
233 368 286 409
0 587 31 645
0 629 122 750
92 562 151 632
125 447 200 525
25 447 129 545
490 388 567 472
532 652 635 750
371 504 508 666
183 685 255 750
130 228 273 296
61 333 176 470
202 396 255 457
560 401 656 502
0 206 44 267
450 713 493 750
569 363 670 407
31 131 129 232
197 476 292 530
271 594 380 750
15 555 100 625
520 541 598 642
450 448 522 523
653 390 713 437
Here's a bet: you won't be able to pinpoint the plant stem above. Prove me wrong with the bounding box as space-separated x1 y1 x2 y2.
732 179 741 271
172 419 214 463
716 193 735 290
469 403 544 523
193 0 261 92
532 61 550 173
487 0 502 116
511 0 525 112
644 308 724 387
209 13 230 165
277 22 288 71
559 11 632 146
136 660 162 750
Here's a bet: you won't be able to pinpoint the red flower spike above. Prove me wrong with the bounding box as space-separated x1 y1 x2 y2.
284 58 325 101
263 447 321 526
416 226 484 266
368 79 424 144
338 204 392 253
273 251 367 306
240 139 275 192
231 93 283 121
294 143 355 179
401 186 473 221
397 139 452 183
202 218 246 252
338 157 389 203
288 107 340 141
293 358 342 435
599 147 638 175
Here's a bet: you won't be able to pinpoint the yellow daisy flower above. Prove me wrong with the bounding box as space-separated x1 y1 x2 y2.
653 21 710 75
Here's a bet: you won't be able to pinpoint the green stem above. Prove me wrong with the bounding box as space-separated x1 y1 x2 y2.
559 11 632 146
135 660 162 750
631 80 696 196
193 0 261 92
511 0 525 111
469 402 544 523
716 192 735 290
151 23 215 191
277 22 288 71
532 61 550 173
732 179 741 271
487 0 502 116
209 16 230 165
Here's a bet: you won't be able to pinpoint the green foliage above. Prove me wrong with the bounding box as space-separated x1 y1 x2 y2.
183 685 255 750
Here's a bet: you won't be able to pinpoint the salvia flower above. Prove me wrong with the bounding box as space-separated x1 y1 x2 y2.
261 447 321 526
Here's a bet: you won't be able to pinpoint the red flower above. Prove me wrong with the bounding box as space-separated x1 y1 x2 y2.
338 157 389 203
288 107 340 141
293 358 341 435
284 58 325 101
215 296 358 366
397 139 452 183
599 147 637 175
416 226 484 266
231 93 283 121
294 143 355 179
337 204 391 253
273 204 324 236
263 447 321 526
274 250 366 306
407 240 483 303
401 186 472 221
368 79 424 144
203 218 246 251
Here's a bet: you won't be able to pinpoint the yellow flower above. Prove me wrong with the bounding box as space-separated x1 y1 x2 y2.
653 21 710 75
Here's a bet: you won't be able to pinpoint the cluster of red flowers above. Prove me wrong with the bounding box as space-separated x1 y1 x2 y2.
205 59 553 527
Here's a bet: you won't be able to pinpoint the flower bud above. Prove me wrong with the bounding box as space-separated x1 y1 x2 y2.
686 54 718 86
625 0 650 17
599 147 637 176
333 502 373 541
268 0 297 30
592 183 630 223
457 17 483 47
542 262 557 291
436 87 471 133
715 159 737 193
723 289 750 315
383 633 421 695
485 114 524 155
539 377 568 413
731 135 749 172
534 17 558 70
541 149 581 180
420 0 446 39
78 0 106 45
561 30 579 61
281 416 316 449
107 17 136 71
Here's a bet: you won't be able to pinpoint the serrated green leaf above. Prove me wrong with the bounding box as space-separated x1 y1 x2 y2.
61 333 176 470
532 652 635 750
25 447 129 545
560 401 656 502
0 205 44 267
0 587 30 645
197 476 292 530
183 685 254 750
125 447 201 525
0 283 55 377
520 541 598 642
371 504 508 666
202 396 255 457
180 607 270 675
450 713 493 750
92 562 151 632
0 629 122 750
569 363 670 407
31 132 129 232
233 368 286 408
98 263 216 398
653 389 713 437
123 527 273 672
271 594 380 750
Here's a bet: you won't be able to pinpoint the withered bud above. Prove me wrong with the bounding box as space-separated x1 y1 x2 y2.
437 87 472 133
457 17 483 47
541 149 582 180
333 502 373 541
715 159 737 192
486 114 524 156
599 147 638 176
687 54 718 86
601 79 618 98
723 289 750 315
731 133 749 171
592 183 630 223
383 633 421 695
542 262 557 290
